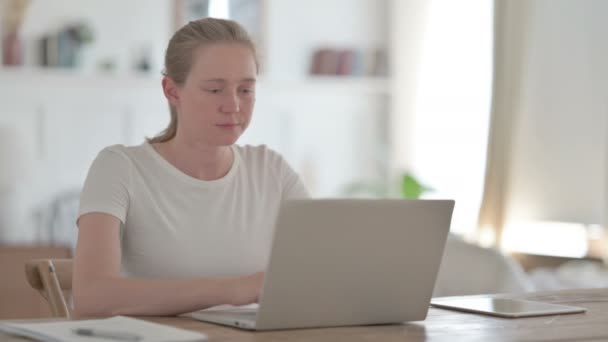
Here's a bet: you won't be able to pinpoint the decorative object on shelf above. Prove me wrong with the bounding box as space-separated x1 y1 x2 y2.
311 48 349 76
370 47 389 77
1 0 31 66
132 44 153 73
97 57 117 73
2 30 23 66
39 22 95 68
310 47 389 77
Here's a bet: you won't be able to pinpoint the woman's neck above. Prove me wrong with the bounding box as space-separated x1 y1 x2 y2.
152 137 234 181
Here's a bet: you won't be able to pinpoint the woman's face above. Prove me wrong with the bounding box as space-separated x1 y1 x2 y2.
169 43 257 147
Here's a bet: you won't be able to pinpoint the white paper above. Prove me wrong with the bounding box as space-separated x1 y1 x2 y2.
0 316 207 342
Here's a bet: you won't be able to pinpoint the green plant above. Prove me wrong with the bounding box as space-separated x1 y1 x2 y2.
343 172 433 199
400 173 433 199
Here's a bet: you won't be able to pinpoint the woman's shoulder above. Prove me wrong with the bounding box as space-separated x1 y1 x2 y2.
93 143 148 166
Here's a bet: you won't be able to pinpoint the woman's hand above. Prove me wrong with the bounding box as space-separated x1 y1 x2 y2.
228 272 265 306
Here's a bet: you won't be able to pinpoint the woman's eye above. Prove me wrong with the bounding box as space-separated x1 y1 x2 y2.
207 89 221 94
240 88 254 94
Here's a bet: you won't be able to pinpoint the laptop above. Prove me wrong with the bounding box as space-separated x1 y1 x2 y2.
187 199 454 330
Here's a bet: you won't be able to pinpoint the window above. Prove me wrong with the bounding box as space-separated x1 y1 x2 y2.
411 0 494 238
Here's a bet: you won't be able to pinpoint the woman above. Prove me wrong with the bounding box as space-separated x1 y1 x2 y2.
73 18 309 317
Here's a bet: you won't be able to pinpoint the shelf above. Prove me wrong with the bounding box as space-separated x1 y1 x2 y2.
0 67 391 94
0 66 161 88
257 76 391 94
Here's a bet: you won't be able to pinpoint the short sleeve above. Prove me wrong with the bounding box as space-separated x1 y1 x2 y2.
278 156 310 200
78 146 131 225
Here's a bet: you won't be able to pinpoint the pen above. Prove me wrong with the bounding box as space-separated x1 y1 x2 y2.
73 328 142 341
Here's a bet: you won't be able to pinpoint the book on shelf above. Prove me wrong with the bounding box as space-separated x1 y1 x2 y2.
310 47 389 77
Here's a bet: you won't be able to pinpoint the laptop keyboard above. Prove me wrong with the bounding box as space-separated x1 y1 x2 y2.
197 309 257 320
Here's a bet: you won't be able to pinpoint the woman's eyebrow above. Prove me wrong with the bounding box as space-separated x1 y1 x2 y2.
201 78 226 83
200 78 256 84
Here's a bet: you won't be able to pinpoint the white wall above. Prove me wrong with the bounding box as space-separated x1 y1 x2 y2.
505 0 608 225
0 0 391 243
0 70 168 242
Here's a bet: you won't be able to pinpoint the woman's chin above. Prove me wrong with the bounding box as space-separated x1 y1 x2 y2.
216 134 242 146
199 127 245 146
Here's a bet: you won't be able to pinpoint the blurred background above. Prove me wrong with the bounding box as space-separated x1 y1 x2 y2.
1 0 607 318
0 0 492 245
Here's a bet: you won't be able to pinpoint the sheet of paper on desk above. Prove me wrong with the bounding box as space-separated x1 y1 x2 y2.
0 315 207 342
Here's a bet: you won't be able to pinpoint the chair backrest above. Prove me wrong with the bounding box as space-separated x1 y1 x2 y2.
24 259 73 318
433 235 534 297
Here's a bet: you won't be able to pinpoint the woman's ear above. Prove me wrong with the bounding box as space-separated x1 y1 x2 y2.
162 77 180 106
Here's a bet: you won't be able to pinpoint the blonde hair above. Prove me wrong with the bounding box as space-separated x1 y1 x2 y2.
148 17 259 144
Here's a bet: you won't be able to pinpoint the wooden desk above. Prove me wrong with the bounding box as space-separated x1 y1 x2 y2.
2 288 607 341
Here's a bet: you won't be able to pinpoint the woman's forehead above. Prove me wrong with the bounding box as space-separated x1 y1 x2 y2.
190 43 256 74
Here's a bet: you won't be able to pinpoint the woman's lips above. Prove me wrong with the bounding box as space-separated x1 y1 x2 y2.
216 123 240 128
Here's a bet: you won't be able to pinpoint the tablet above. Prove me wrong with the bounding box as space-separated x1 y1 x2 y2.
430 297 586 318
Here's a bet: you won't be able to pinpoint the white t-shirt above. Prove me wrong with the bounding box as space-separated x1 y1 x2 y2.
78 143 309 279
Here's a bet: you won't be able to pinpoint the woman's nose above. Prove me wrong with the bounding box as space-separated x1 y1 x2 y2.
220 92 240 113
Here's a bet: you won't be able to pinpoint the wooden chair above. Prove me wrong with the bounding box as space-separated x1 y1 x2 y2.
24 259 73 318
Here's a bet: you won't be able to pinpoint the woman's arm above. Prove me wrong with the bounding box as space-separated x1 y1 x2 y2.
73 213 263 317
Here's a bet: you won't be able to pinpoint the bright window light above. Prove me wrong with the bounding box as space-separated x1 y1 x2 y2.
478 224 497 248
501 221 589 258
209 0 230 19
412 0 493 239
